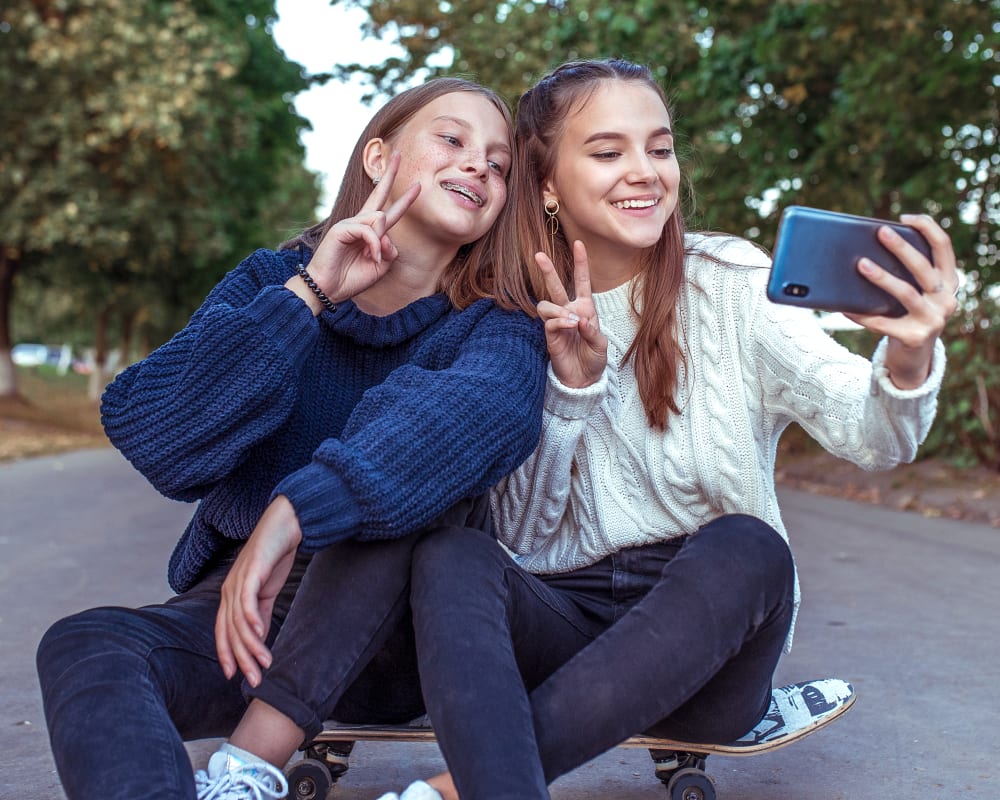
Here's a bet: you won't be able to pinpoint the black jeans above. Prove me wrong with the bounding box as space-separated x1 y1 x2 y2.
35 495 489 800
409 513 796 800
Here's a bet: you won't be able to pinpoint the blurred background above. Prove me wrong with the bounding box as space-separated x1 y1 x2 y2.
1 0 997 476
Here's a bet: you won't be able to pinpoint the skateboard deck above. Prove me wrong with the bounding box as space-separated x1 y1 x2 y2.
287 678 856 800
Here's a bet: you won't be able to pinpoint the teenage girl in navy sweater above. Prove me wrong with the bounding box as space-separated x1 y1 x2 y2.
36 78 547 800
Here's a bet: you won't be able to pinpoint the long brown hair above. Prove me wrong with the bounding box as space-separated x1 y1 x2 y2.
283 78 533 313
507 59 688 428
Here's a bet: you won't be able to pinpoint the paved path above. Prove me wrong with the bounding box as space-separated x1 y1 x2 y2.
2 448 997 799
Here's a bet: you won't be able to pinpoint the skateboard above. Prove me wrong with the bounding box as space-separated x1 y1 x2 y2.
285 678 856 800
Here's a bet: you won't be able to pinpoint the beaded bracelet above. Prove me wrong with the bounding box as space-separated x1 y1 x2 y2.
295 262 337 313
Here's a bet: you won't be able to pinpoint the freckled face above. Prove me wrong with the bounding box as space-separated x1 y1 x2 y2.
544 81 680 281
383 92 512 248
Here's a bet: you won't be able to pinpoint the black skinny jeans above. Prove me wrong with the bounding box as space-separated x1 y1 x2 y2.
409 513 796 800
35 495 489 800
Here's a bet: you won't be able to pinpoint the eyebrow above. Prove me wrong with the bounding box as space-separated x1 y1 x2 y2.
583 126 673 145
433 115 512 156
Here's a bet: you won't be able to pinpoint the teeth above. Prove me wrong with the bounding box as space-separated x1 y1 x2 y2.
613 198 658 209
442 182 484 207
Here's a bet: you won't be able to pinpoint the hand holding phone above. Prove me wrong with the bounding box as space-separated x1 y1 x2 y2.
766 206 933 317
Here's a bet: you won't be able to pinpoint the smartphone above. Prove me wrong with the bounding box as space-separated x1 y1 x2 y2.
766 206 932 317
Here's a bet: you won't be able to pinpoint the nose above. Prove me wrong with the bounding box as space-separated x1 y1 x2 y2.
460 146 489 178
626 152 657 184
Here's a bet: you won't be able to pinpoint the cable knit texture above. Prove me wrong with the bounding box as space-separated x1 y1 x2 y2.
101 247 547 593
492 234 945 648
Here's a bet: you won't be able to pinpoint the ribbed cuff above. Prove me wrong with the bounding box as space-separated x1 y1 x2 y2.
543 363 609 420
244 285 318 372
870 336 946 399
272 464 363 553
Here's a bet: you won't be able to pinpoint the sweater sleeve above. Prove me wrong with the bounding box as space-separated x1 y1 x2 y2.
273 306 547 552
101 249 320 501
491 363 608 556
751 269 944 469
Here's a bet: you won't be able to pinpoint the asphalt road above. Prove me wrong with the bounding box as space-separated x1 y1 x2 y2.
1 448 997 799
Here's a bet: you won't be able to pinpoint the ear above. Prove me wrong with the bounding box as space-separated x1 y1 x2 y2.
362 138 386 182
541 178 558 209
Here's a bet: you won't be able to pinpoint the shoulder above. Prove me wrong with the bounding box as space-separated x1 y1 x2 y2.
685 232 771 272
208 248 299 295
683 233 772 297
452 298 545 339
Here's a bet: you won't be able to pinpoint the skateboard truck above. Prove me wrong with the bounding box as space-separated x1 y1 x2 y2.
649 749 715 800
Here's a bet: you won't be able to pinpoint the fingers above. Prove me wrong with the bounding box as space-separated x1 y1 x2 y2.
899 213 957 277
359 151 420 232
880 216 959 296
571 241 593 302
214 554 273 686
535 252 570 306
383 181 422 229
360 152 401 213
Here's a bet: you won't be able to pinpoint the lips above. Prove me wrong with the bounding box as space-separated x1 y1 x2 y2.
441 181 485 207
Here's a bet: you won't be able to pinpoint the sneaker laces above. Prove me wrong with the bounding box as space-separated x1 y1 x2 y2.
194 753 288 800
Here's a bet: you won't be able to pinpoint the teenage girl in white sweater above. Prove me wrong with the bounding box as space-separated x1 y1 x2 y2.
390 58 958 800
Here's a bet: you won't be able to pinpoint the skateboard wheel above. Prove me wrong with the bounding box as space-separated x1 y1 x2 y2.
287 758 332 800
667 767 716 800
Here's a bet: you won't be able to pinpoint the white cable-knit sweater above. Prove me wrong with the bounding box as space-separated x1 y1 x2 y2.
491 234 945 647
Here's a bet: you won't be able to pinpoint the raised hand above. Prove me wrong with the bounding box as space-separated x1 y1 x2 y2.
306 152 422 305
844 214 959 389
535 240 608 388
215 495 302 687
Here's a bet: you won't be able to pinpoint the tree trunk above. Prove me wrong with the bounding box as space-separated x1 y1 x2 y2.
0 248 20 398
119 308 137 370
87 305 111 402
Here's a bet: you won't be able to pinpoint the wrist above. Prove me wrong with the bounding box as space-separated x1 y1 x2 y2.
884 339 935 390
285 275 325 316
293 262 338 315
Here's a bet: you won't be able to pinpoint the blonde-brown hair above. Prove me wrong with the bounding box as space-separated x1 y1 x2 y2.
284 78 533 313
507 59 688 428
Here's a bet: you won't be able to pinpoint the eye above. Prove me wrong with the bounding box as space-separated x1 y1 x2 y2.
441 134 461 146
592 151 621 161
488 159 507 176
650 147 675 158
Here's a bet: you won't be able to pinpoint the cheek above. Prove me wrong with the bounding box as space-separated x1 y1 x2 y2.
663 162 681 190
400 143 448 181
493 180 508 209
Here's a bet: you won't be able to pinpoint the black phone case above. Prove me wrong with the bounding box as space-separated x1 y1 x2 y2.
766 206 932 317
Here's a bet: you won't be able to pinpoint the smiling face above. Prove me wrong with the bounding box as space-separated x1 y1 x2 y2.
543 80 680 286
371 91 512 251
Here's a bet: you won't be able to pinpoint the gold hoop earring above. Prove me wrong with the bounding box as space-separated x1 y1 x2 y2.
544 199 560 246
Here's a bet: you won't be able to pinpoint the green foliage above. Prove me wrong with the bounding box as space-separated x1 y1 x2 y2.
0 0 320 362
333 0 998 285
332 0 1000 469
834 294 1000 470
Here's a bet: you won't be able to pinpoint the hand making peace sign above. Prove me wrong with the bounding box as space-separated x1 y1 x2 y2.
307 152 422 304
535 240 608 389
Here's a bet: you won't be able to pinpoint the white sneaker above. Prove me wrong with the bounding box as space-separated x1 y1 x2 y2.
737 678 854 745
194 746 288 800
376 780 443 800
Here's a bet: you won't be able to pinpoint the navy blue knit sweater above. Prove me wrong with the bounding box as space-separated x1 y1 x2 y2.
101 247 547 593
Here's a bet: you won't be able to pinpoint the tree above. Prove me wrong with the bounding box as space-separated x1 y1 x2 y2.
330 0 998 283
329 0 1000 467
0 0 320 397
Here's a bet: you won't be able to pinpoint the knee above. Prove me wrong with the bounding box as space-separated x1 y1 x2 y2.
697 514 794 590
37 607 141 696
